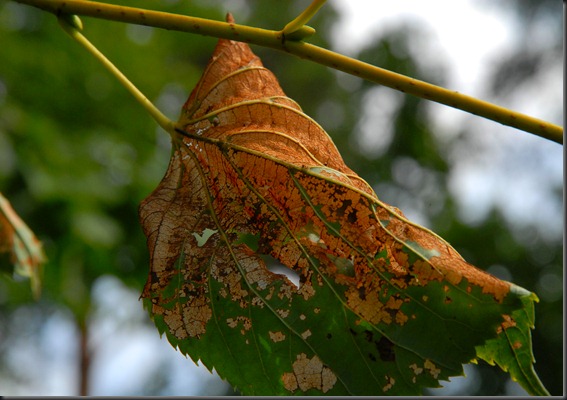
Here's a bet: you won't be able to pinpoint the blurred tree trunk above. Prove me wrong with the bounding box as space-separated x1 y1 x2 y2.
79 317 90 395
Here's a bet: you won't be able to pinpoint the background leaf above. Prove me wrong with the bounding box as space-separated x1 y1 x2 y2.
0 192 45 297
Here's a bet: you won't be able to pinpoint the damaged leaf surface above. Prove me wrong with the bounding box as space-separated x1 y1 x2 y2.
139 37 545 395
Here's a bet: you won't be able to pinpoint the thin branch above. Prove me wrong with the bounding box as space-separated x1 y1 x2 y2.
284 41 563 144
282 0 326 35
13 0 564 144
57 13 177 135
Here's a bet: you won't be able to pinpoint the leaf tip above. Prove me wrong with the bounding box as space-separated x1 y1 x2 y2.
509 283 536 300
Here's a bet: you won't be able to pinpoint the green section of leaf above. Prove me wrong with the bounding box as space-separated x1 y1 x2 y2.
234 232 261 252
325 254 355 277
404 240 440 261
161 249 184 301
475 289 550 396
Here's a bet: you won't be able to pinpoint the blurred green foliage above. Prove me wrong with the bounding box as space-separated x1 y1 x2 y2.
0 0 562 395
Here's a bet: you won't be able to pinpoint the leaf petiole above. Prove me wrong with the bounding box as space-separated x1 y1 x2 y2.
57 13 178 136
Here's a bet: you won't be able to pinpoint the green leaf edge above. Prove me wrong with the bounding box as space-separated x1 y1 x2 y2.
475 287 550 396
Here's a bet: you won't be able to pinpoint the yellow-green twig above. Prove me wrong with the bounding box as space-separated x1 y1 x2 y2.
13 0 564 144
282 0 326 35
57 13 176 135
283 41 563 144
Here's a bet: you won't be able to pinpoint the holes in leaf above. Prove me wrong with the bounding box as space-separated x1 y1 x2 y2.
263 254 300 289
